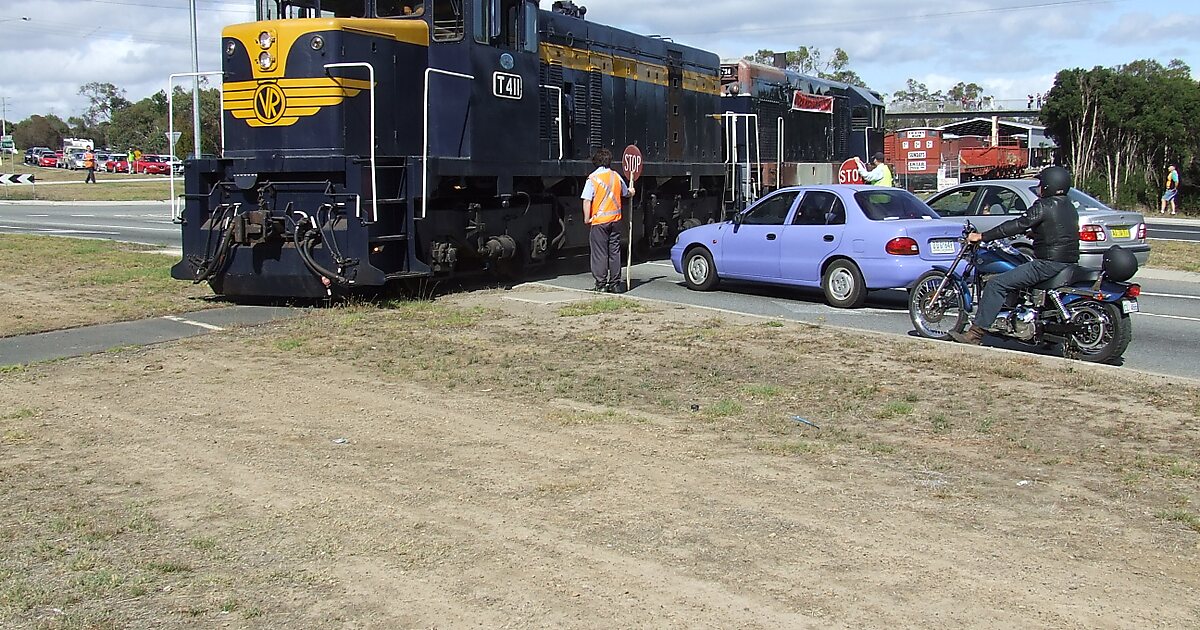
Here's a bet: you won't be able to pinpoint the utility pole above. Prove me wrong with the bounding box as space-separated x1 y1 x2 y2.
189 0 201 159
1 95 9 137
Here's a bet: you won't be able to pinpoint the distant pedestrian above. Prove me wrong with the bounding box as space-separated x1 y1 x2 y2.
1036 93 1043 108
581 148 635 293
1160 164 1180 214
1027 94 1034 109
83 149 96 184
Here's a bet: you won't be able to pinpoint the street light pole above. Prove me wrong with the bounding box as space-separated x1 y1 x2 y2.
189 0 201 159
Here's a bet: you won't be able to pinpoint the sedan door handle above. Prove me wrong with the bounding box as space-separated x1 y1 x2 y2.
823 234 835 242
766 233 777 241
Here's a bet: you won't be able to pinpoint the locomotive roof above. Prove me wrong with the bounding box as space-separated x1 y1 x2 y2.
541 10 719 72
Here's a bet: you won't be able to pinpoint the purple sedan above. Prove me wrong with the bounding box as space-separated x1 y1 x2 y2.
670 185 964 308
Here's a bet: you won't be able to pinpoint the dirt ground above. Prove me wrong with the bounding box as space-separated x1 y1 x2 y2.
2 287 1198 629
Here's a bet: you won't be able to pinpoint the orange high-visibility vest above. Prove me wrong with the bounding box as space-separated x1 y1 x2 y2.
84 152 95 168
587 170 623 225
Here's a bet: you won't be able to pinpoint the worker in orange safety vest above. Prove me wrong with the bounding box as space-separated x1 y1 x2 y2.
581 148 635 292
83 149 96 184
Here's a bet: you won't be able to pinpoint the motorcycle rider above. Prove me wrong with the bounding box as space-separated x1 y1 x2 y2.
950 166 1080 345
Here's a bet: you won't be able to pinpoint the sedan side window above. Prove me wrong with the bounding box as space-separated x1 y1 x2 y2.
793 191 837 226
742 191 799 225
994 188 1028 214
928 187 978 217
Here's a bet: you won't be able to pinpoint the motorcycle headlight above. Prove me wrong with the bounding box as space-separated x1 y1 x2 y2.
258 30 274 50
258 51 275 70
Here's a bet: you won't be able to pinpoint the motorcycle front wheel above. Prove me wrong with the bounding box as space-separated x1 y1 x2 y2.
909 270 968 340
1063 300 1132 364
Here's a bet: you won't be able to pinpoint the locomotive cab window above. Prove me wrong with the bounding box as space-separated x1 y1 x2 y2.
474 0 537 52
376 0 425 17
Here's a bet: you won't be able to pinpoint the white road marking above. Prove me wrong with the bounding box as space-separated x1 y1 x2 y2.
1148 237 1199 243
1141 292 1200 300
27 214 49 217
13 222 176 232
162 315 225 331
1148 228 1200 234
70 214 96 217
1135 312 1200 323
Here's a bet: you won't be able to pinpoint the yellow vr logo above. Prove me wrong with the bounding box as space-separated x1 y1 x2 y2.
225 77 373 127
253 83 287 125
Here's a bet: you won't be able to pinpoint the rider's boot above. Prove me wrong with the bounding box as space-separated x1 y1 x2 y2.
950 324 986 345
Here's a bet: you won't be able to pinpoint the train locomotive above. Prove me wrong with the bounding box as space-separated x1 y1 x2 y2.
171 0 884 298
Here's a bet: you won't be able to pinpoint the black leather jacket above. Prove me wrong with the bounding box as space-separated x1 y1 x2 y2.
981 195 1080 263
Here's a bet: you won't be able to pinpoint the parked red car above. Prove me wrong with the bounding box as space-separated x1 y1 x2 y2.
105 155 129 173
38 152 59 167
134 154 171 175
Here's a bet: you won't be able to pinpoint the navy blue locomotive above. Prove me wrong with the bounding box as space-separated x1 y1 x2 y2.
172 0 884 298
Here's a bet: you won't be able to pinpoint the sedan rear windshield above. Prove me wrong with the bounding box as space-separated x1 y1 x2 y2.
854 190 940 221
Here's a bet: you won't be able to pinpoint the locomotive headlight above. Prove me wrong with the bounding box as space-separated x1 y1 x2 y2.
225 41 236 57
257 30 274 50
310 35 325 51
258 51 275 70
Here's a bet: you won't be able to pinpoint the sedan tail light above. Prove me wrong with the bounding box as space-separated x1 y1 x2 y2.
1079 225 1107 242
1136 223 1146 240
885 237 920 255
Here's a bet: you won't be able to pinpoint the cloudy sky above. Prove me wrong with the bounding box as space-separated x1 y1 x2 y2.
0 0 1196 124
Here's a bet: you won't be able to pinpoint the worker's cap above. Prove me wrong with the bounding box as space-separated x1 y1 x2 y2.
873 152 886 162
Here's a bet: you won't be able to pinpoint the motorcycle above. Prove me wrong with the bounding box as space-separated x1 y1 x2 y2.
908 222 1141 364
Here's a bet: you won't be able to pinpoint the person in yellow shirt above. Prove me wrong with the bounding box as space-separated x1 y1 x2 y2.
581 148 635 293
856 152 894 187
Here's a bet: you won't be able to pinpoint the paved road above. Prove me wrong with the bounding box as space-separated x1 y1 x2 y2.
0 201 180 249
535 257 1200 381
1146 218 1200 242
2 201 1197 379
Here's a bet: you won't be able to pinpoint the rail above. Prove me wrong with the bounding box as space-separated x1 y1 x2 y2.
325 62 378 222
422 68 475 219
167 71 224 222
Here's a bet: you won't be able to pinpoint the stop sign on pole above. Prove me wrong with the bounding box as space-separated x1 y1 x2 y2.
838 158 864 185
622 144 643 183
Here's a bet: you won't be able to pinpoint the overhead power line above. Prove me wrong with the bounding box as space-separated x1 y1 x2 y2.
668 0 1127 37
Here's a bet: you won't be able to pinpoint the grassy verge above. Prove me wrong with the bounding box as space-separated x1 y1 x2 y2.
0 235 214 339
1146 239 1200 273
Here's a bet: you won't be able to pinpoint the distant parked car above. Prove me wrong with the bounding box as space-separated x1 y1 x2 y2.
925 179 1150 269
24 147 50 164
64 151 88 170
165 155 184 175
105 154 129 173
38 152 59 168
134 154 172 175
671 185 964 308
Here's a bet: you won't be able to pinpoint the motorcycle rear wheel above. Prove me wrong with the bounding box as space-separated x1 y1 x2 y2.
1063 300 1131 364
909 270 967 340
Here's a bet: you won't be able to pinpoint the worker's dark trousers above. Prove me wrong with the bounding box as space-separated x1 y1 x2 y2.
85 167 96 184
589 221 622 286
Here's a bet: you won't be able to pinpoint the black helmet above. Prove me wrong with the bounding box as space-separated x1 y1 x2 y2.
1037 166 1071 196
1103 245 1138 282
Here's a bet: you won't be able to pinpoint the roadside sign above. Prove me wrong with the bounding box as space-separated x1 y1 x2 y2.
0 174 36 185
838 158 864 185
622 144 643 183
166 131 182 147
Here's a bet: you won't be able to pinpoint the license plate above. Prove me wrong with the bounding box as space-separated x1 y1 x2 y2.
930 239 956 255
1110 228 1131 239
1122 299 1139 314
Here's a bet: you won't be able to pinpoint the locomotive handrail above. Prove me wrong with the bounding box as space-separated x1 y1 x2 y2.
722 112 761 204
422 68 475 219
324 62 377 223
776 116 784 187
167 71 225 222
539 84 564 160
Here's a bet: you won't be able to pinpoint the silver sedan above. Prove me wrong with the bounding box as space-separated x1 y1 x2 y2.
926 179 1150 268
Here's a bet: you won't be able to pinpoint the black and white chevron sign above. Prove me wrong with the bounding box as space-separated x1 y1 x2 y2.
0 173 35 185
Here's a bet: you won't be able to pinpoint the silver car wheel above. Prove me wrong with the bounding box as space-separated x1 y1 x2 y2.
686 254 710 285
828 267 855 301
